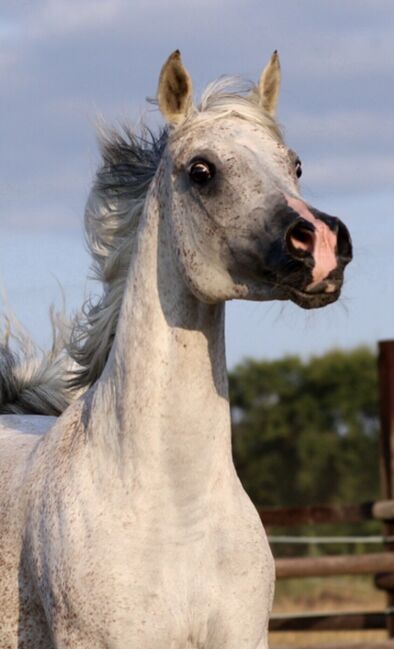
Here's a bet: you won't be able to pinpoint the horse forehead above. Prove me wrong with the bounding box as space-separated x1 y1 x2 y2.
173 116 282 161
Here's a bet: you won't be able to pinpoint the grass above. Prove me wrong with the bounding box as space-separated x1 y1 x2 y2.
269 575 388 647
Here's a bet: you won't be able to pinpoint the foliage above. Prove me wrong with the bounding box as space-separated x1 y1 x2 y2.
230 347 380 553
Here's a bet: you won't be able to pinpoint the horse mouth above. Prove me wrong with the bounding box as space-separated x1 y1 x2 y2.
286 282 342 309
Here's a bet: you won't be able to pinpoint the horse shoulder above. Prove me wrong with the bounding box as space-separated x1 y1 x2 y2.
0 415 57 536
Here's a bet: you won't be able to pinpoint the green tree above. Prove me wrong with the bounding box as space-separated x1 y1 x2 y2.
230 347 380 509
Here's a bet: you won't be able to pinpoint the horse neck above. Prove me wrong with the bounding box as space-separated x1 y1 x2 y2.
86 184 234 499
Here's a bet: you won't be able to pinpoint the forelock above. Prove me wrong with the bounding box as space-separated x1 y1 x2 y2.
172 75 284 143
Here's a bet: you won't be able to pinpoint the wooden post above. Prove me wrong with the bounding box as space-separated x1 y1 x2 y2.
378 341 394 637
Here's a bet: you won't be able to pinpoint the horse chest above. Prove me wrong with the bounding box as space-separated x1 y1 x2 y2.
37 485 274 649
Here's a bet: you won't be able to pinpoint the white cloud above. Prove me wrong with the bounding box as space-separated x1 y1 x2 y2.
30 0 126 37
283 110 394 152
0 202 82 232
291 31 394 79
0 50 18 77
17 0 232 42
302 154 394 194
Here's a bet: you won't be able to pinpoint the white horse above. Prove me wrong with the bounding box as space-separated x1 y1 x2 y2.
0 51 352 649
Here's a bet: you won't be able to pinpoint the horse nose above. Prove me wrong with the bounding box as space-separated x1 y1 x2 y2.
318 214 353 264
284 197 353 285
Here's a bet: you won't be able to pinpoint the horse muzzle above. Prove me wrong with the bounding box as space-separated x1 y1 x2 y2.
279 196 353 309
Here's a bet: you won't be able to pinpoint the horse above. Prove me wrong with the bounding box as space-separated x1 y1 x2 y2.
0 51 352 649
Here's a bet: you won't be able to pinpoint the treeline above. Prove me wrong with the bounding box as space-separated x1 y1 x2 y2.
229 347 380 552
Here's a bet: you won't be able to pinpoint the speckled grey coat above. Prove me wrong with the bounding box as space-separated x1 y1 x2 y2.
0 51 351 649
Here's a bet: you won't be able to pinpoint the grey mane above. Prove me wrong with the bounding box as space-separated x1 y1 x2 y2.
67 126 168 389
0 310 73 415
0 76 282 414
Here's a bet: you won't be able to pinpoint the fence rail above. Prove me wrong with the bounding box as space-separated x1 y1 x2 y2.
269 609 391 632
275 552 394 579
266 340 394 646
269 535 394 544
257 500 394 527
274 643 394 649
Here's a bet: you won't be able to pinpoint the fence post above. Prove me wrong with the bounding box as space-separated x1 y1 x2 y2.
378 340 394 637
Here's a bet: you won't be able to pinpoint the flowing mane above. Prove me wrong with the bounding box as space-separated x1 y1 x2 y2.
67 125 168 389
68 77 283 391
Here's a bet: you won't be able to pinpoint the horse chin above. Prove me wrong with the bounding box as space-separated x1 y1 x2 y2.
287 286 341 310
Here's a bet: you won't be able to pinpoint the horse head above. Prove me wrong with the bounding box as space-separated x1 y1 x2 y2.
156 50 352 309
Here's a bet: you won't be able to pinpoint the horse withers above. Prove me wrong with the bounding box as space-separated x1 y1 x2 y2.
0 51 352 649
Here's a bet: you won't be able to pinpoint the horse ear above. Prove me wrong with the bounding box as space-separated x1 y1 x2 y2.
157 50 193 126
258 50 281 116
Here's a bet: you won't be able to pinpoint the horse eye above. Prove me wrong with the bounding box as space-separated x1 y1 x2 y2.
295 158 302 179
188 160 216 185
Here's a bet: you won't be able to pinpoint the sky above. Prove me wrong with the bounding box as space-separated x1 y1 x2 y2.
0 0 393 368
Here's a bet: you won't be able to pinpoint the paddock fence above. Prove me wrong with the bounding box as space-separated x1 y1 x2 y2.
258 340 394 649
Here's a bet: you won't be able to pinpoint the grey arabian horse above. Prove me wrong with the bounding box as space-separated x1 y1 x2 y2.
0 51 352 648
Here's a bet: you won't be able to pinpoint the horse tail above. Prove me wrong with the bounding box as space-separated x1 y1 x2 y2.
0 308 77 416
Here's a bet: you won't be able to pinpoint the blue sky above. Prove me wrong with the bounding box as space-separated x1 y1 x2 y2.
0 1 393 367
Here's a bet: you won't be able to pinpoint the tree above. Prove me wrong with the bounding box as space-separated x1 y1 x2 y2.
230 347 379 509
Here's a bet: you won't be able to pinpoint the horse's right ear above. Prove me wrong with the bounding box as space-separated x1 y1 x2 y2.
157 50 193 126
258 50 281 116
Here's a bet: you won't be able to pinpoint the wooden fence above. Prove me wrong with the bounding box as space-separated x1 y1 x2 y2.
258 340 394 649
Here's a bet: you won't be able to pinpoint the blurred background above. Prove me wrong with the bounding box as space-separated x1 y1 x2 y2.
1 1 394 645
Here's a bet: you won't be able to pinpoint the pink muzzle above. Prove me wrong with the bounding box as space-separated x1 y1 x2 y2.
286 196 341 292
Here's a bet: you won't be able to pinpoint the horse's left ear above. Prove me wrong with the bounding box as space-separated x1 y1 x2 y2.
157 50 193 126
258 50 281 116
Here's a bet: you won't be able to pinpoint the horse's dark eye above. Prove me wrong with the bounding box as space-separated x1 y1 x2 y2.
295 158 302 179
188 160 215 185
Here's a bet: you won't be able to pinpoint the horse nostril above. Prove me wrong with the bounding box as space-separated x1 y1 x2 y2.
336 220 353 262
286 220 315 259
